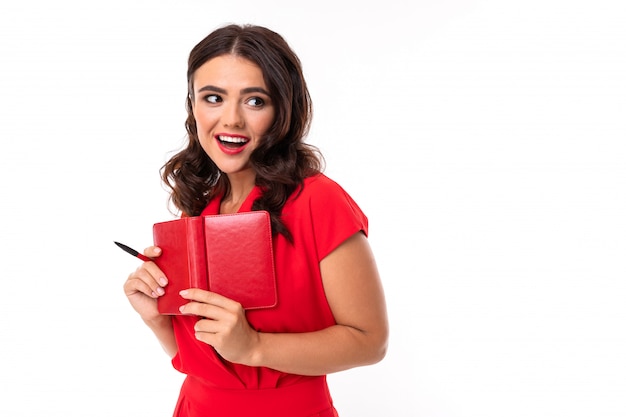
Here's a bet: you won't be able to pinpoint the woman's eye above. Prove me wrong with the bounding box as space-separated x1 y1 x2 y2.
246 97 265 107
204 94 221 104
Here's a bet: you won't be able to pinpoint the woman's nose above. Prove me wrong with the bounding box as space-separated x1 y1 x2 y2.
222 102 244 128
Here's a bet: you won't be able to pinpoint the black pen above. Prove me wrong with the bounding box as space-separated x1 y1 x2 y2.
114 241 152 262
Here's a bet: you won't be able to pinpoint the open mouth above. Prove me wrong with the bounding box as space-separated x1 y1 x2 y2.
217 135 249 149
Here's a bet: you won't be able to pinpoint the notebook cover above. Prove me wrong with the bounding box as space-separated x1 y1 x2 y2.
204 211 277 310
153 211 276 314
153 216 208 315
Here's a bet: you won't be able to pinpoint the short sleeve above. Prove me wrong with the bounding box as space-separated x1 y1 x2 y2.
303 175 368 261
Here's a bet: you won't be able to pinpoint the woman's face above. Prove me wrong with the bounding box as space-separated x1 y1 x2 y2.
191 54 275 178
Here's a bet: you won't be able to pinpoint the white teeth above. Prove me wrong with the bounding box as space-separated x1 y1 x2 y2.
218 135 248 143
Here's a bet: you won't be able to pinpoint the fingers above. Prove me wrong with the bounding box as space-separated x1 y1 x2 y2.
142 260 168 289
124 261 168 299
178 289 241 317
178 292 235 340
176 289 256 363
179 288 238 308
143 245 163 258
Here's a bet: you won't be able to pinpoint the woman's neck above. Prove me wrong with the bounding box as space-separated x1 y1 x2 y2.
221 172 256 214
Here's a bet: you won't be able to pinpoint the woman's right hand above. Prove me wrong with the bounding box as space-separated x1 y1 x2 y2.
123 246 168 322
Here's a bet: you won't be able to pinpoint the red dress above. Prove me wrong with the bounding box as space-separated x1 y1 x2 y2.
170 174 368 417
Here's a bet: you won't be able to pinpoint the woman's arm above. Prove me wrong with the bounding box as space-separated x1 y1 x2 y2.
123 246 179 358
142 315 178 358
182 231 389 375
253 231 388 374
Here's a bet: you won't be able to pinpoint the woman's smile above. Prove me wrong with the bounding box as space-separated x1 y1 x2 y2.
215 133 251 155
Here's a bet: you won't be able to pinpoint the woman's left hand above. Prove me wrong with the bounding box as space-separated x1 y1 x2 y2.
178 289 259 365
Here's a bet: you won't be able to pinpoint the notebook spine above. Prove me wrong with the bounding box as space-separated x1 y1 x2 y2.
186 217 209 290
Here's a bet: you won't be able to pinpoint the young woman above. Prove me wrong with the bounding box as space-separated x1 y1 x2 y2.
123 24 388 417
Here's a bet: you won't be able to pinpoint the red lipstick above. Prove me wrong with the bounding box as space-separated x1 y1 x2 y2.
215 133 249 155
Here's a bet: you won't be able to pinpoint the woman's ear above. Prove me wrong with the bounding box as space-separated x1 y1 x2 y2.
187 77 195 109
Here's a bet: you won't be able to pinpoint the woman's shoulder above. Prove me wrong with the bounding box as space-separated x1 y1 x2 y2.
300 173 345 195
290 173 369 249
291 173 363 215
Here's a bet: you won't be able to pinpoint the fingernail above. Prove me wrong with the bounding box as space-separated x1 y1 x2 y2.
156 287 165 295
159 277 168 286
179 290 188 297
179 305 185 313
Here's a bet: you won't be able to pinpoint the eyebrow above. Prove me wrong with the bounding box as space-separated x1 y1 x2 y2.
196 85 271 96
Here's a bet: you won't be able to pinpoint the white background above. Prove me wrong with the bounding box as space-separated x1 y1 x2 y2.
1 0 625 416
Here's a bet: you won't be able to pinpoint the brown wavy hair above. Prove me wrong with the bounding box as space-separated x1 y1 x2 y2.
160 24 323 241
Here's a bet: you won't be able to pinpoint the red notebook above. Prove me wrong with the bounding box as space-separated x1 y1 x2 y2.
153 211 277 314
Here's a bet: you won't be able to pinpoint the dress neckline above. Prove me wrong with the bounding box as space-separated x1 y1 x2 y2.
201 185 262 216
